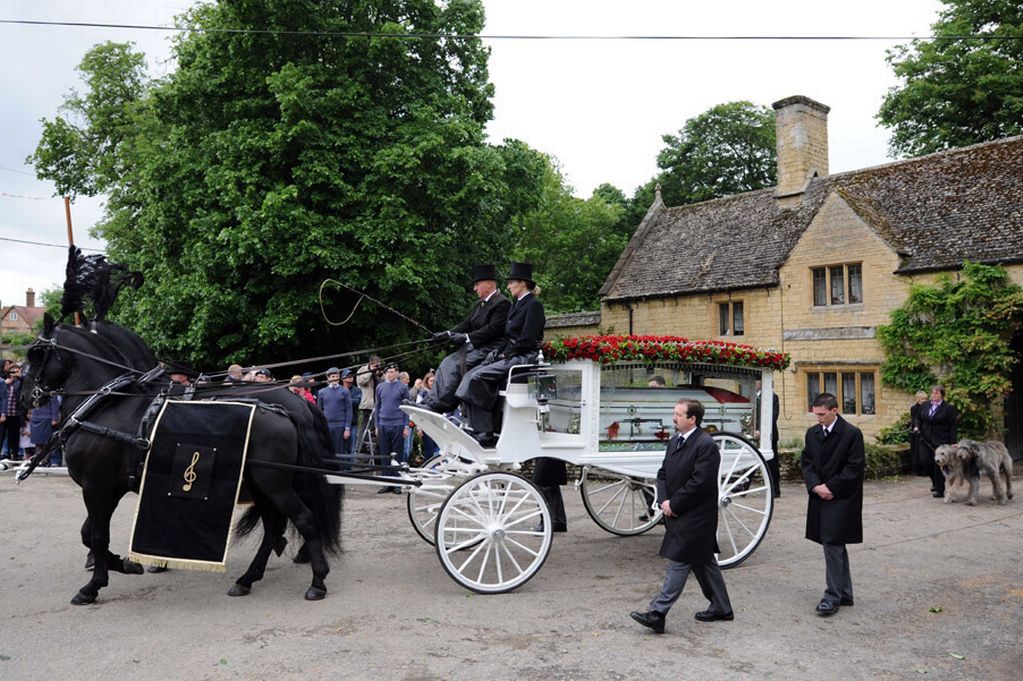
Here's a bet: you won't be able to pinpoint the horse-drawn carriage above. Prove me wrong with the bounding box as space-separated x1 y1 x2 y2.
364 335 788 594
18 304 786 602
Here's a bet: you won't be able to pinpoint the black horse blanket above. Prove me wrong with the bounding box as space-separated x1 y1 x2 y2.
129 401 256 572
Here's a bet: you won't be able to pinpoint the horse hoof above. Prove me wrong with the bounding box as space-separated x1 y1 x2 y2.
71 590 97 605
123 559 145 574
228 583 251 597
304 586 327 601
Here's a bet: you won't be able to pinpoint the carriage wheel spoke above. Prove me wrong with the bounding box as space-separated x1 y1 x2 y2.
503 536 541 557
729 501 768 515
500 541 525 574
454 537 489 570
727 484 768 499
594 480 628 515
477 542 494 583
720 510 739 556
502 508 542 528
723 506 757 539
448 504 486 527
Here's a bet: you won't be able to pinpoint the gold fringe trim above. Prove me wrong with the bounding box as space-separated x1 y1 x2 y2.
129 553 227 573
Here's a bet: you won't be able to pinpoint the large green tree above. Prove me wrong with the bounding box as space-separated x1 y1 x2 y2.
512 161 627 313
877 262 1023 438
655 101 776 207
877 0 1023 157
31 1 545 370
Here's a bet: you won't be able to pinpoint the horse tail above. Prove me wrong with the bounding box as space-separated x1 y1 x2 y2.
289 402 344 554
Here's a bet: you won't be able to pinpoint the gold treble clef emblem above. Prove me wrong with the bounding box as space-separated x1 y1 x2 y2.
182 450 201 492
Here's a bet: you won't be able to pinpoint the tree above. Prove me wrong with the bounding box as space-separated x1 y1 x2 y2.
655 101 776 207
30 1 544 370
877 0 1023 157
876 262 1023 438
512 160 627 313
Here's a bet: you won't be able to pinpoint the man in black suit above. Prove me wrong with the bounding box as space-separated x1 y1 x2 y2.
455 262 545 442
917 384 958 498
421 264 510 414
801 392 865 617
630 398 733 634
755 379 781 498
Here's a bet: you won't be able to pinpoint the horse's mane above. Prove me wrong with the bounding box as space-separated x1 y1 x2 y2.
61 246 143 323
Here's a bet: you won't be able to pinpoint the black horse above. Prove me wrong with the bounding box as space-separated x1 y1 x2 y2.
21 316 343 604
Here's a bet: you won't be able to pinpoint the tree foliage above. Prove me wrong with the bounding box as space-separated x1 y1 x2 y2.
876 262 1023 437
511 161 628 313
30 1 551 371
655 101 776 207
877 0 1023 157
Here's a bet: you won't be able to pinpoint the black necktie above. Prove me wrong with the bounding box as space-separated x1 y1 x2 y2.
822 426 830 440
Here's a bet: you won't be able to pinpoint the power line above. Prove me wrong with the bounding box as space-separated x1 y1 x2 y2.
1 19 1020 41
0 235 104 252
0 165 37 177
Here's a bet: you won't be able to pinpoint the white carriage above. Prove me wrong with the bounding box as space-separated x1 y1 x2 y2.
336 338 785 595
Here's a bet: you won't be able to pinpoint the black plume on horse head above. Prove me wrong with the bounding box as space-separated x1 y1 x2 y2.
60 246 143 322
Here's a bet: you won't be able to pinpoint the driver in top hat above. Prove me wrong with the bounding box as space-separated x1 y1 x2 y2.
419 264 511 414
454 262 545 443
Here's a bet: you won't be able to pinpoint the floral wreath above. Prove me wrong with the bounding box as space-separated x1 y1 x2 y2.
542 335 790 371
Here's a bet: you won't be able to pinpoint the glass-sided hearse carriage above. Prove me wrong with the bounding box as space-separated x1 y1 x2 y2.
347 335 788 594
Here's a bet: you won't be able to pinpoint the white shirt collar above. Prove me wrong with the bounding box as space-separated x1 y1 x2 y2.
679 425 698 441
483 290 497 302
517 291 532 301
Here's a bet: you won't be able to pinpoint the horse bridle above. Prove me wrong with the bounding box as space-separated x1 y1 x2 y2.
28 328 149 408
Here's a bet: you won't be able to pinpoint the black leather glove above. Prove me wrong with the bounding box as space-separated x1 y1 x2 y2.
483 349 499 365
431 331 450 341
457 333 470 345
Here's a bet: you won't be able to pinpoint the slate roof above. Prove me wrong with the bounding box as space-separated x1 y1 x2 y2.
1 305 46 330
545 311 601 329
601 136 1023 301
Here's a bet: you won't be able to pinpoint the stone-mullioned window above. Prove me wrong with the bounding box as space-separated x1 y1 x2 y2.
805 366 876 415
811 263 863 307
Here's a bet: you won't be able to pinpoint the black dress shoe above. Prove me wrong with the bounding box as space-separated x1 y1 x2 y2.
629 610 665 634
552 524 567 533
377 486 393 494
694 609 734 622
932 491 944 498
839 597 854 606
815 600 839 616
146 565 169 574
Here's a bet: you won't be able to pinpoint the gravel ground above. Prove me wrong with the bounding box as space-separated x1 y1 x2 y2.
1 471 1020 681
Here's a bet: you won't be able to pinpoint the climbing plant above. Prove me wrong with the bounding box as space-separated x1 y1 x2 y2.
877 261 1023 438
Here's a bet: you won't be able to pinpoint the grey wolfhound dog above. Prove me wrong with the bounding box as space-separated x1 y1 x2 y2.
934 440 1014 506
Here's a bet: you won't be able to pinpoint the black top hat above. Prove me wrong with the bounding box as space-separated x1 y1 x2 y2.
506 262 535 284
472 264 498 283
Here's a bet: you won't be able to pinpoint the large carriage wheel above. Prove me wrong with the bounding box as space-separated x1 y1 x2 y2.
713 432 774 569
406 454 480 545
579 467 662 536
435 472 553 594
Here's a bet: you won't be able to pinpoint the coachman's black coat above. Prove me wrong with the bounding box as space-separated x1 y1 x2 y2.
449 292 511 348
918 400 958 449
656 427 721 564
800 415 865 545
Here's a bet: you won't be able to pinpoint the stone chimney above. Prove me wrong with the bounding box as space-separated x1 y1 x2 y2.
26 288 35 308
772 95 830 207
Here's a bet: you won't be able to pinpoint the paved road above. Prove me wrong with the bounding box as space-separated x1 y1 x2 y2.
1 472 1020 680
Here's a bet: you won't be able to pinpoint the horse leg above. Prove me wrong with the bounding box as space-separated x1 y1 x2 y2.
81 517 95 570
72 490 141 604
274 493 331 601
228 506 286 597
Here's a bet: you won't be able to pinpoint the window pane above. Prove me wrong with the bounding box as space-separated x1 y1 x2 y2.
842 373 857 413
824 372 838 397
848 264 863 304
860 373 875 415
732 301 744 336
718 303 730 335
830 266 845 305
812 268 827 306
807 373 821 410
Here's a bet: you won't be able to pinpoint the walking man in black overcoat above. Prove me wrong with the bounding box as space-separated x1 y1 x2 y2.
801 392 865 617
630 398 733 634
917 384 958 498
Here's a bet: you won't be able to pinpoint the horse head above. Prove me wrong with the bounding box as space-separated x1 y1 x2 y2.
22 314 68 410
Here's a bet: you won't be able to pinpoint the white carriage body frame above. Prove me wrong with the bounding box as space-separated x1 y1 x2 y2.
402 358 775 477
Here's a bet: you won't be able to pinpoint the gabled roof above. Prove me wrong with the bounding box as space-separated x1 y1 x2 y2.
601 135 1023 302
545 311 601 329
1 305 46 329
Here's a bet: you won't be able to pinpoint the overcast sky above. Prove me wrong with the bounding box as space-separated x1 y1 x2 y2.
0 0 943 309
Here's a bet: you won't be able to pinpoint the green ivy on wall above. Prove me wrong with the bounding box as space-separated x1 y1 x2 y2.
877 262 1023 438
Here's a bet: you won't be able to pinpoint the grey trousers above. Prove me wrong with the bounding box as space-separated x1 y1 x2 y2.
423 345 492 413
650 558 732 616
823 542 853 605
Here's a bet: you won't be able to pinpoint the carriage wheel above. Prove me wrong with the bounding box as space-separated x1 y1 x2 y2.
579 466 662 536
712 432 774 569
406 454 480 546
435 472 553 594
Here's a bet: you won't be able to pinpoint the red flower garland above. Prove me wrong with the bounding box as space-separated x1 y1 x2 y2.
542 335 790 371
